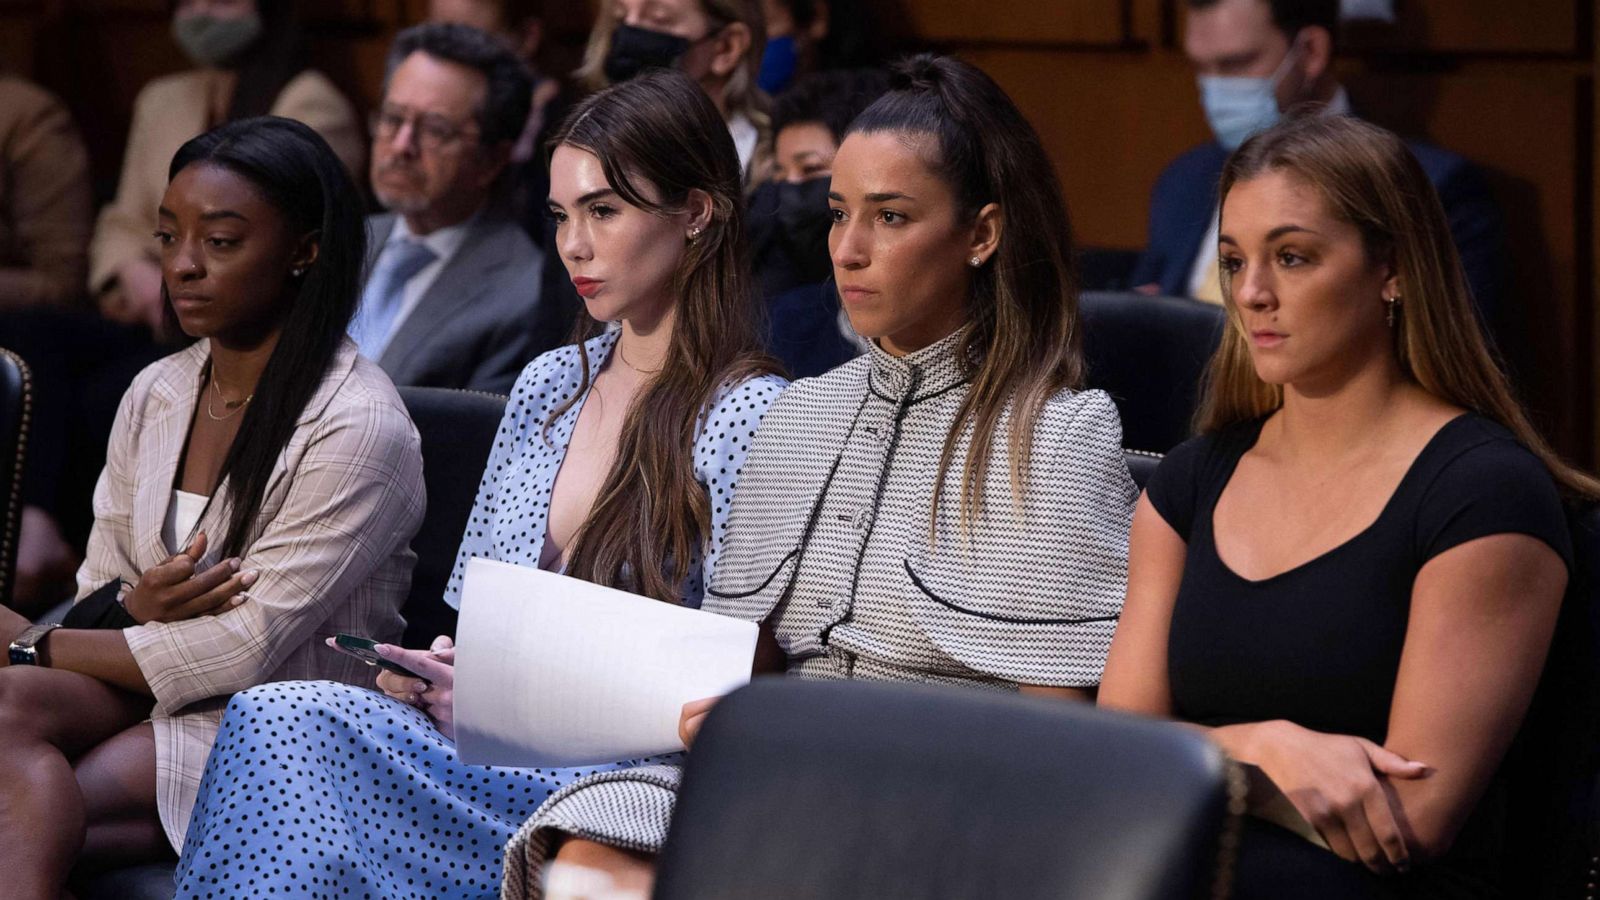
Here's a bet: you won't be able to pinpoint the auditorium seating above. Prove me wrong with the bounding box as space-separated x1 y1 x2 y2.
655 678 1240 900
0 347 30 610
394 386 507 648
1079 291 1226 453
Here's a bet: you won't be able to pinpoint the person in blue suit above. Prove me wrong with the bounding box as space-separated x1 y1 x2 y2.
1132 0 1502 320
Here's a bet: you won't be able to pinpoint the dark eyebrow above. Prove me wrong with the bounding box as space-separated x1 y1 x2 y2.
157 206 248 222
1217 224 1319 246
865 192 913 203
576 188 618 206
827 191 844 202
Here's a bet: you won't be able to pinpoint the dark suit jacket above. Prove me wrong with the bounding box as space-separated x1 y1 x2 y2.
1131 135 1503 319
365 211 560 394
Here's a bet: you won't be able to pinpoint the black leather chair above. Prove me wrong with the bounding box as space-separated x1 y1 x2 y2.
0 347 31 609
395 386 506 647
76 387 508 900
1079 291 1226 454
1124 448 1162 491
655 678 1240 900
1504 502 1600 898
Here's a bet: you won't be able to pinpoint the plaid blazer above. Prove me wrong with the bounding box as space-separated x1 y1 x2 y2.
72 337 424 850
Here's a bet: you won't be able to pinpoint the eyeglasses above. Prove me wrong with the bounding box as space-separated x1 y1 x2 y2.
369 106 480 151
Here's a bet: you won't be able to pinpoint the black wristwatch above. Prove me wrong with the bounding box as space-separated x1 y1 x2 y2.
8 623 59 666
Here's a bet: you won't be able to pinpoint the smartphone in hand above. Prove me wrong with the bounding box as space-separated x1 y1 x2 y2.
329 633 430 684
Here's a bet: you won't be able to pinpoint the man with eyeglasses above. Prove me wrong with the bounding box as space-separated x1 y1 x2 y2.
354 22 563 393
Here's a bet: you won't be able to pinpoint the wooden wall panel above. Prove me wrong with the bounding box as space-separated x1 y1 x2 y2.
897 0 1128 46
1344 0 1582 56
959 48 1207 248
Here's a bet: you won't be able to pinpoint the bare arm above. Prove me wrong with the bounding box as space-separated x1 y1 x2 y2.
1379 533 1565 860
1098 494 1184 715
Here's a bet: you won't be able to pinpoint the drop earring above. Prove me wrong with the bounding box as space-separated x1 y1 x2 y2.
1385 295 1401 328
688 227 703 241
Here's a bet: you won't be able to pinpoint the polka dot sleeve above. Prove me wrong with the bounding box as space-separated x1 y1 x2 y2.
693 374 789 594
442 348 572 610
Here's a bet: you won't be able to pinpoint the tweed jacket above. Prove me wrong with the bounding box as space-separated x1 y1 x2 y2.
72 337 424 850
707 329 1137 687
89 69 363 297
500 331 1139 898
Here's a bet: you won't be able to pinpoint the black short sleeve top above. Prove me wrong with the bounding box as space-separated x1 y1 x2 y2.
1146 412 1571 742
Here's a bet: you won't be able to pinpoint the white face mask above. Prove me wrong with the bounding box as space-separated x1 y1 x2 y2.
1196 43 1301 151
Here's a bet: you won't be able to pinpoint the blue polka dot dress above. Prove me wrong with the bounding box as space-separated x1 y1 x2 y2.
173 332 787 899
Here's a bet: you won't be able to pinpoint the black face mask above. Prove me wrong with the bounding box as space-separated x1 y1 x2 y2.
775 176 835 283
605 23 692 84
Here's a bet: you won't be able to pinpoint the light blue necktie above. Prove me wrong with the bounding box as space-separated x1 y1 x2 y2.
353 239 437 359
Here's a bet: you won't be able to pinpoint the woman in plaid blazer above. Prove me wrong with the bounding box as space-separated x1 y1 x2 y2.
0 117 423 897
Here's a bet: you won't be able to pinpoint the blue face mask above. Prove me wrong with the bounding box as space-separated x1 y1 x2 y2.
1197 45 1299 150
758 35 799 94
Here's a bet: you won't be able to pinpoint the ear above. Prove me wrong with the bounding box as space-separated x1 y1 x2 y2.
1381 268 1401 303
684 188 715 234
966 202 1002 267
1298 25 1335 85
291 230 320 273
709 22 752 79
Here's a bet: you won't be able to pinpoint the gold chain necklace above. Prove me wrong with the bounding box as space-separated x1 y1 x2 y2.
206 375 254 421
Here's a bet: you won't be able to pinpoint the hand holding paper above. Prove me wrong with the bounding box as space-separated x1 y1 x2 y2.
452 558 759 768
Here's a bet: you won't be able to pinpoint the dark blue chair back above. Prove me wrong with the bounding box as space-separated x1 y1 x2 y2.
1080 291 1225 453
656 678 1239 900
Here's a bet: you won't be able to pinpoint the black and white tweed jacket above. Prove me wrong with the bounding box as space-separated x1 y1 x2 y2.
500 331 1138 898
707 327 1136 687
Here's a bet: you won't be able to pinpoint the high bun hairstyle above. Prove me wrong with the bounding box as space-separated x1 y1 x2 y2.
846 53 1084 523
165 115 367 558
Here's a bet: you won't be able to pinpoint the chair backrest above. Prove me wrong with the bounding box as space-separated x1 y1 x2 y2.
1504 502 1600 897
0 348 30 609
396 387 506 648
656 679 1239 900
1124 448 1162 491
1079 291 1225 454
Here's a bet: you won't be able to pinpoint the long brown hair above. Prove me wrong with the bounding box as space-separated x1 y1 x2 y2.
846 54 1085 524
548 69 780 602
1200 114 1600 498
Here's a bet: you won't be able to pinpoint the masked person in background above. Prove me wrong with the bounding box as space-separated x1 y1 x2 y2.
574 0 769 180
750 67 888 377
1129 0 1502 321
90 0 363 339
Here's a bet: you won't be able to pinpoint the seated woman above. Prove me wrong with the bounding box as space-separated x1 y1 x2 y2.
1099 114 1592 898
0 116 424 898
172 69 788 899
500 53 1139 897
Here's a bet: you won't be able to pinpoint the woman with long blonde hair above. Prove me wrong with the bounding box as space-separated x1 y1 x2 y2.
1101 114 1593 898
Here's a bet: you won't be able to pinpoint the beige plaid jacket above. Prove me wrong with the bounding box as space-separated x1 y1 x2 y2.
72 337 425 849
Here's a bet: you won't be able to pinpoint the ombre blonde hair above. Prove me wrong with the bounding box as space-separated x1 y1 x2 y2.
1199 114 1600 499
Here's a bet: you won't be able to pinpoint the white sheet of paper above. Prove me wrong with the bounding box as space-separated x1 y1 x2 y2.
452 557 759 768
